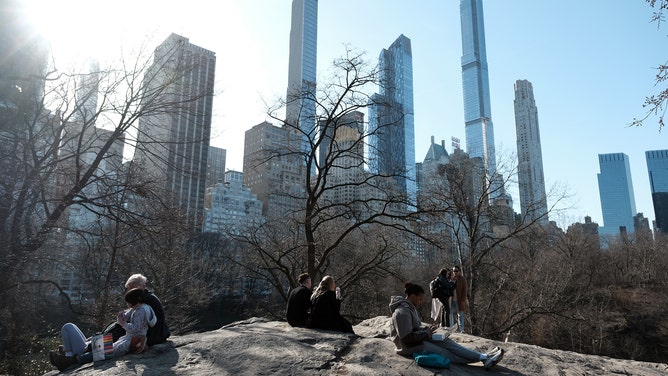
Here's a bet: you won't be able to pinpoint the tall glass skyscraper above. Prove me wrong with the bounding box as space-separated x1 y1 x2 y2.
133 34 216 233
368 34 416 205
597 153 637 236
514 80 548 223
286 0 318 156
646 149 668 233
460 0 496 178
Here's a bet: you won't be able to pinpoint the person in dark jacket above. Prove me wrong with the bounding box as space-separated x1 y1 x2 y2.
309 275 354 334
429 268 456 327
286 273 312 327
124 274 170 346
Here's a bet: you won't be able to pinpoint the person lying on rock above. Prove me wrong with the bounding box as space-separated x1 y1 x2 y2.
389 282 504 369
309 275 355 334
49 288 156 371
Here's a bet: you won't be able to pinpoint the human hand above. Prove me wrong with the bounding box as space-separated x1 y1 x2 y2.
428 324 438 333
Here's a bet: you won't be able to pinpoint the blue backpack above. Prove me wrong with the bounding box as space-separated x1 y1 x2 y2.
413 351 451 369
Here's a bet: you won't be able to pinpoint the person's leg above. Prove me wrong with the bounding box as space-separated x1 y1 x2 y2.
457 311 465 333
449 300 457 328
61 323 87 356
443 298 451 327
424 340 482 365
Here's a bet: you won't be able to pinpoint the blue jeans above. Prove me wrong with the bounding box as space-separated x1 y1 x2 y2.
61 323 94 364
450 301 465 332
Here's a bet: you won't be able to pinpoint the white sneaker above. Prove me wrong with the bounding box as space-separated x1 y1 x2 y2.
483 348 504 369
486 346 501 357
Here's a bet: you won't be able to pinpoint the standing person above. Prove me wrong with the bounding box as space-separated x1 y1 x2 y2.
124 273 170 345
389 282 503 369
49 288 156 371
309 275 354 334
452 266 468 333
429 268 456 327
286 273 312 327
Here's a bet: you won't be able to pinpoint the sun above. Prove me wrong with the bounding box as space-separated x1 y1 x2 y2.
21 0 157 66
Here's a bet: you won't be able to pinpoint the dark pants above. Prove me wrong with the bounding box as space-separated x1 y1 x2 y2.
438 297 451 327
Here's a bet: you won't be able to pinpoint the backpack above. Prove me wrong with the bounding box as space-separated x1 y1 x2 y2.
430 276 447 300
413 351 451 369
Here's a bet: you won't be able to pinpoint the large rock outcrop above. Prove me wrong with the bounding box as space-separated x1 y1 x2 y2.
44 316 668 375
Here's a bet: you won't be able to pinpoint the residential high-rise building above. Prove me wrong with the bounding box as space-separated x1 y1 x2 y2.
203 171 264 235
206 146 227 187
286 0 318 156
133 33 216 232
243 121 305 217
460 0 496 178
513 79 548 223
646 149 668 233
368 34 416 205
597 153 637 236
319 111 365 208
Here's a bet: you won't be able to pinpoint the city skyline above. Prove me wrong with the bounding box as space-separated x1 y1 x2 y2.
26 0 667 229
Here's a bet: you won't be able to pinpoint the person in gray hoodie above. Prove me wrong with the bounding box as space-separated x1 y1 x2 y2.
389 282 504 369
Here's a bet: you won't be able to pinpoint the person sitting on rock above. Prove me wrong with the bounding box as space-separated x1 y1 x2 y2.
389 282 504 369
286 273 312 327
309 275 355 334
124 273 170 345
49 288 156 371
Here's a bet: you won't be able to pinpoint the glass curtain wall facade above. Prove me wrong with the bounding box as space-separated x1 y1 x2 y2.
368 34 416 205
286 0 318 159
460 0 496 178
597 153 637 236
646 149 668 233
514 79 548 223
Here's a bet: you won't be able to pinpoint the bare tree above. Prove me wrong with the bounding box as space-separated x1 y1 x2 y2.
0 36 215 373
632 0 668 129
236 49 427 318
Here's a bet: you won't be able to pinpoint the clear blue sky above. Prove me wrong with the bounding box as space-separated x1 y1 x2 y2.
29 0 667 229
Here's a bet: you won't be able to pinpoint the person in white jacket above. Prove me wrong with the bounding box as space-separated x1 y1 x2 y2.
389 282 504 369
49 288 156 371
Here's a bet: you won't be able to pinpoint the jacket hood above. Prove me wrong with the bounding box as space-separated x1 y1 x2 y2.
389 295 413 313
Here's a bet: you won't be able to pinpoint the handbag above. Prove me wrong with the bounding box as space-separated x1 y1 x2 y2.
91 333 114 361
413 351 451 369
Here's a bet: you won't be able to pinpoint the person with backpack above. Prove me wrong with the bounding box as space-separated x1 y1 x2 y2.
429 268 456 327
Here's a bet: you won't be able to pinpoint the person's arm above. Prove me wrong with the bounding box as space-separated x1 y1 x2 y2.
394 311 430 346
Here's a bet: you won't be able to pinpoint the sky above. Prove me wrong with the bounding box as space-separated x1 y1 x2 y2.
24 0 667 229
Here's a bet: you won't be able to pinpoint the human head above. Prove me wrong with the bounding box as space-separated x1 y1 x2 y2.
319 275 335 291
453 266 462 276
439 268 451 278
404 282 426 307
125 288 145 306
298 273 311 289
125 274 147 290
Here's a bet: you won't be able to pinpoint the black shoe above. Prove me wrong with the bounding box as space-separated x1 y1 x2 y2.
49 351 78 371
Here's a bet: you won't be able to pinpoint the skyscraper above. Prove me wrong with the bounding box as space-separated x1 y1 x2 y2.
460 0 496 177
368 34 416 205
513 79 548 223
646 149 668 233
597 153 637 236
286 0 318 155
133 33 216 232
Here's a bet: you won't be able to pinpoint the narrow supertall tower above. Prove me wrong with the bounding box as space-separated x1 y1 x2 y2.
460 0 496 178
514 79 548 223
285 0 318 156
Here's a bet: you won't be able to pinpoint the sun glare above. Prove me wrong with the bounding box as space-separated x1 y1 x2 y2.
22 0 157 66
